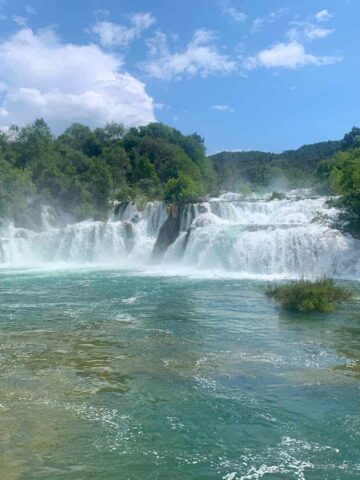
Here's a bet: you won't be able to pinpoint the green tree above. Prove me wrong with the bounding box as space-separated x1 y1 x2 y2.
0 158 33 216
164 174 202 202
13 118 52 169
328 148 360 236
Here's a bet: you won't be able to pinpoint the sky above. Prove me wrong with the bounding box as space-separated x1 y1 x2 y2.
0 0 359 154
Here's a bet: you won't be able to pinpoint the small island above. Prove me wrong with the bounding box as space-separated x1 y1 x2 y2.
266 278 353 312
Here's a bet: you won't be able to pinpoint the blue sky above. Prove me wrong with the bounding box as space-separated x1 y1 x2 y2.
0 0 359 153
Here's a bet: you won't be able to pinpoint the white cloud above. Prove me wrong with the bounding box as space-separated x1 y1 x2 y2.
244 41 340 70
154 102 170 111
304 25 333 40
287 22 333 42
13 15 27 26
212 104 234 112
141 29 236 80
26 5 37 15
92 12 155 48
221 1 247 23
251 8 287 34
0 28 155 131
316 10 333 22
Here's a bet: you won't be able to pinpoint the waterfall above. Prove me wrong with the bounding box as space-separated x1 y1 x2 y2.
0 193 359 279
163 194 360 279
0 202 166 267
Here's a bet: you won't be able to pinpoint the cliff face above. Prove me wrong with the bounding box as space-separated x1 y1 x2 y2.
152 204 183 260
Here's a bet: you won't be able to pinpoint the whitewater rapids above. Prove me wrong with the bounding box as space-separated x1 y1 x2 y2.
0 192 359 279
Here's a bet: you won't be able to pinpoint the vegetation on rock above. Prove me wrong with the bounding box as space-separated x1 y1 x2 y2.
266 278 352 313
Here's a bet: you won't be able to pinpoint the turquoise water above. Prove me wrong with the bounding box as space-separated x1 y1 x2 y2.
0 269 360 479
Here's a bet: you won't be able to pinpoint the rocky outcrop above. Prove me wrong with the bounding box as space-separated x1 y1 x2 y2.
152 203 184 259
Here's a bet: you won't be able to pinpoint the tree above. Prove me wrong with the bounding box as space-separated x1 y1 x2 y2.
14 118 52 168
57 123 102 157
341 127 360 150
328 148 360 237
0 158 33 216
95 122 125 145
101 144 130 192
164 174 202 202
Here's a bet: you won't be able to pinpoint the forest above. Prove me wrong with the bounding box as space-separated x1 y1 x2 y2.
0 119 359 235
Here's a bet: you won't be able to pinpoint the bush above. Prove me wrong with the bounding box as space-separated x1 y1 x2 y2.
266 278 352 312
268 191 286 201
164 174 203 203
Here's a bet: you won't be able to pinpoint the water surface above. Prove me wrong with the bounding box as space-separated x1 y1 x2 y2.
0 269 359 479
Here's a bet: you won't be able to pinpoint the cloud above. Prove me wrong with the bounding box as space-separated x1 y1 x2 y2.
92 12 155 48
287 22 333 42
212 104 234 112
141 29 236 80
251 8 287 34
154 102 170 111
25 5 37 15
316 10 333 22
13 15 27 26
221 1 247 23
0 28 155 131
244 41 340 70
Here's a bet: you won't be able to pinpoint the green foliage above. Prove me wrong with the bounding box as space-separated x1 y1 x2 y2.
268 191 286 201
341 127 360 150
1 118 359 228
164 174 203 203
325 148 360 236
13 118 53 168
210 140 342 192
266 278 352 313
0 159 33 217
0 119 211 220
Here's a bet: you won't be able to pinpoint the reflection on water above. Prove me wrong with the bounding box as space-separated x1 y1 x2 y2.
0 270 360 479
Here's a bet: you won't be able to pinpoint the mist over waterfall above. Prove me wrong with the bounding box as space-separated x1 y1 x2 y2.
1 192 359 279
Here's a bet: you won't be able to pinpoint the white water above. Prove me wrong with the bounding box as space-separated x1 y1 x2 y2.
1 193 359 279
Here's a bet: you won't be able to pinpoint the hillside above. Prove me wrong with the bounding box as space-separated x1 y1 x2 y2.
209 139 342 190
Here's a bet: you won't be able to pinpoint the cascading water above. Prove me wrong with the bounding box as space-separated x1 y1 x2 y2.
0 202 167 267
167 192 360 279
0 192 359 279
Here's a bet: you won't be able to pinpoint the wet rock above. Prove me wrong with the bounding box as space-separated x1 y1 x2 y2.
123 221 135 253
153 203 183 259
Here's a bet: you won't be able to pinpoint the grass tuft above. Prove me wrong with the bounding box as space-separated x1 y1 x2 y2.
266 278 352 313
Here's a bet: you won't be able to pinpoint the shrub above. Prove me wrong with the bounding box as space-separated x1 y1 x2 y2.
266 278 352 313
268 191 286 201
164 174 203 203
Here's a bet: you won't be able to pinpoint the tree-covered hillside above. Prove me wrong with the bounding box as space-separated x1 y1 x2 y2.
209 140 342 191
211 126 360 236
0 119 215 220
